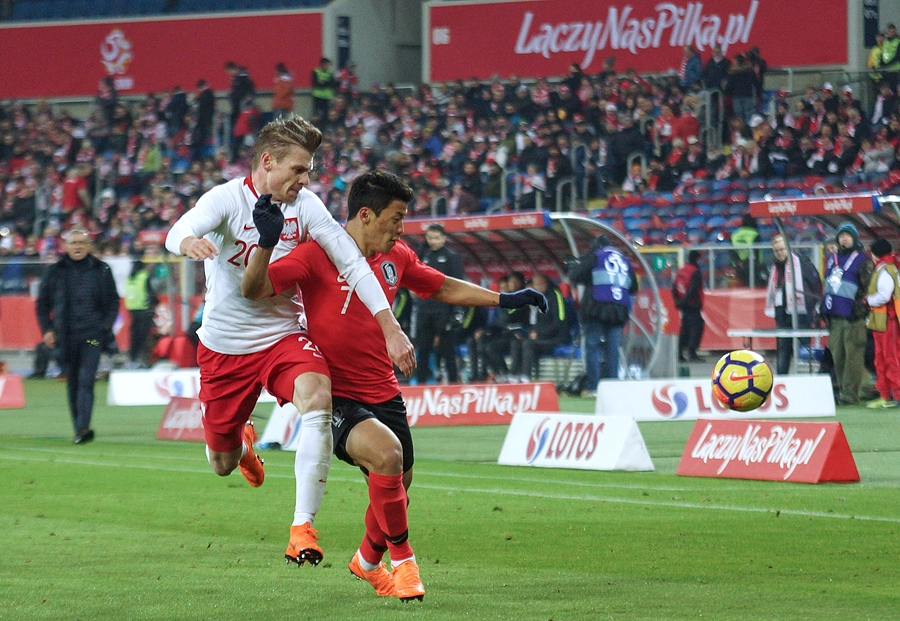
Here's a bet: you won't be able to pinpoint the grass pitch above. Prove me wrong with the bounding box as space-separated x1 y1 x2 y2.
1 379 899 620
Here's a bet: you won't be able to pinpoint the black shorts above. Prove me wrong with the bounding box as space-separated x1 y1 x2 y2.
332 394 414 474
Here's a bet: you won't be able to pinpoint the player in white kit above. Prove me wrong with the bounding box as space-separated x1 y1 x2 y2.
165 115 415 566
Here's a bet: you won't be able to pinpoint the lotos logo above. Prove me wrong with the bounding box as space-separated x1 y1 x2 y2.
153 374 200 399
651 384 689 418
525 417 553 463
100 29 132 75
281 217 299 242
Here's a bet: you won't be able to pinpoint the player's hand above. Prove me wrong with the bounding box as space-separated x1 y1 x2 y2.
253 194 284 248
184 237 219 260
43 330 56 349
386 328 416 378
500 289 549 313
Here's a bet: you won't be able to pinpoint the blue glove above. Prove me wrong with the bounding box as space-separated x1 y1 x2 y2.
500 288 549 313
252 194 283 248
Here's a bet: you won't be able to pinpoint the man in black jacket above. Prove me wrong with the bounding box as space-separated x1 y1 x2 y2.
36 230 120 444
412 224 466 384
516 272 568 382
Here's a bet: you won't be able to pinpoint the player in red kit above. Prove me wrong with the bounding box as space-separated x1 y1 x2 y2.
245 171 547 601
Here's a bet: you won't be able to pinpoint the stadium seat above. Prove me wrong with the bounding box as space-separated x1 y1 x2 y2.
706 215 727 229
672 203 693 218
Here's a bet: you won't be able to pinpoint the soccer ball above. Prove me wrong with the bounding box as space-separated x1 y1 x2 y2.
711 350 774 412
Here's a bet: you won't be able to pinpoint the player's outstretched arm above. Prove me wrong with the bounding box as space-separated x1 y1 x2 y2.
432 277 548 312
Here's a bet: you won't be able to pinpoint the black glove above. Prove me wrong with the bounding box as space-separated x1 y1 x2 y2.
500 288 549 313
253 194 284 248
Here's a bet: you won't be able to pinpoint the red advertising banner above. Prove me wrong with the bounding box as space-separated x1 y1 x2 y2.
749 193 880 218
676 419 859 483
0 12 322 99
156 396 205 442
402 382 559 427
0 374 26 409
700 287 774 351
631 287 678 336
427 0 847 82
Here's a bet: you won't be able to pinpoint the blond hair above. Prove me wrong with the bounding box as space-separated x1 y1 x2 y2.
252 115 323 168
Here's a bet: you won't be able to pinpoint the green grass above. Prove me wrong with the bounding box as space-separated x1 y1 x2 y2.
1 379 899 620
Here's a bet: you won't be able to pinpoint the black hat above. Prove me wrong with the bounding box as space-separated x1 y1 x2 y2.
871 238 892 258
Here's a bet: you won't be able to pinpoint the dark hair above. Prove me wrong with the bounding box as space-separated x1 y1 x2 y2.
591 234 612 251
741 214 758 228
872 238 892 258
426 223 447 235
688 250 702 264
347 171 413 219
129 259 145 278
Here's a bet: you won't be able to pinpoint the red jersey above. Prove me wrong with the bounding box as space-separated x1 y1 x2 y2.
269 239 445 403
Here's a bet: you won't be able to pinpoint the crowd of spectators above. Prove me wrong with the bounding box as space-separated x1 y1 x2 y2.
2 43 900 268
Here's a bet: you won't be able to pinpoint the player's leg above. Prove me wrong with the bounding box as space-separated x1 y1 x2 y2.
196 344 264 482
283 370 332 566
345 417 405 596
349 397 424 601
262 334 332 566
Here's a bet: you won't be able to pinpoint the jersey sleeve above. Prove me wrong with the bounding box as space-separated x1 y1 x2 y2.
268 242 318 296
302 193 390 315
397 242 446 299
165 185 232 255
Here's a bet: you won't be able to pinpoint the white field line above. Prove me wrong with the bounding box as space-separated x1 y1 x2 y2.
3 451 899 524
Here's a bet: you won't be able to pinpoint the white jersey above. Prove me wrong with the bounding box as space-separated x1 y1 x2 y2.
165 176 388 355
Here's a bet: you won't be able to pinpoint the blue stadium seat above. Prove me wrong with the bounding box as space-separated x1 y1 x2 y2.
706 215 726 229
672 203 693 218
694 202 713 216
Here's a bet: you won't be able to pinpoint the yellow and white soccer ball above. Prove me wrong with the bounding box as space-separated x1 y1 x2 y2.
711 349 774 412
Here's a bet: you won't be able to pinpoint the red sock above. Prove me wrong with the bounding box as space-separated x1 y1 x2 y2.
358 504 387 566
368 472 414 561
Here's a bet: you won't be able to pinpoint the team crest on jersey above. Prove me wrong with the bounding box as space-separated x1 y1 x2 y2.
381 261 399 286
281 217 299 242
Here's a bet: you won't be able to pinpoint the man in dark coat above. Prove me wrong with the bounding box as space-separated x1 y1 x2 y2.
36 230 120 444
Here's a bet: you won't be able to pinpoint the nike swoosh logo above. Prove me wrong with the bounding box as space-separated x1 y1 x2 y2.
728 372 764 382
243 224 255 230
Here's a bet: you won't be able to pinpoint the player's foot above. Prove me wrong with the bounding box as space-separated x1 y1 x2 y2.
866 397 889 409
285 522 323 566
348 553 395 597
392 560 425 602
73 429 94 444
238 421 264 487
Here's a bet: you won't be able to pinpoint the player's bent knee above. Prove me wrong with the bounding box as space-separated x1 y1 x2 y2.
369 444 403 475
366 433 403 475
209 453 239 477
293 372 332 413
